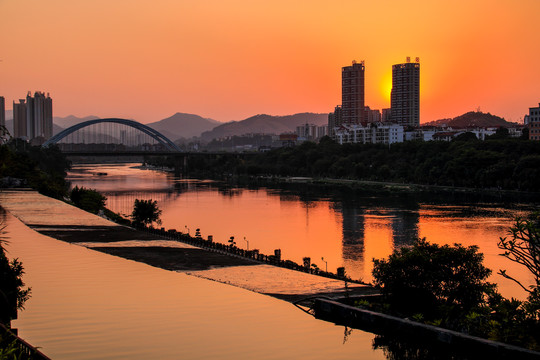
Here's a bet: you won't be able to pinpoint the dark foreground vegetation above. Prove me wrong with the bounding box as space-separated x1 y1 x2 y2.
0 140 71 198
365 214 540 351
154 137 540 192
0 220 34 359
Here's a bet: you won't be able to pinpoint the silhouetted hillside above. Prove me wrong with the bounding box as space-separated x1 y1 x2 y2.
4 119 63 136
146 113 220 140
53 115 100 130
425 111 516 128
201 113 328 141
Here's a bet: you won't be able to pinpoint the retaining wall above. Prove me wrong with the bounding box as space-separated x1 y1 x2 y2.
313 298 540 359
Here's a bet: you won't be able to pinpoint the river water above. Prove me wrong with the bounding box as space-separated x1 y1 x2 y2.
2 162 536 359
2 208 384 359
68 163 535 299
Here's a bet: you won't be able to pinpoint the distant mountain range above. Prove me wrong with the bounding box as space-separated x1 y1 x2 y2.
146 113 220 140
3 110 520 143
4 118 64 136
200 113 328 141
424 111 518 128
47 112 328 142
54 115 100 129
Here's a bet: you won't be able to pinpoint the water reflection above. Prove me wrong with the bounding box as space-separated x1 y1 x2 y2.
373 334 468 360
67 164 536 299
390 210 420 247
3 209 387 360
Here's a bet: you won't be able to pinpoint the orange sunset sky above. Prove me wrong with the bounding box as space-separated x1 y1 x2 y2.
1 0 539 124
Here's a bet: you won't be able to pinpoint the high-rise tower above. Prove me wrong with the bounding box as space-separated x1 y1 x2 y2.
26 91 53 140
342 60 365 125
391 57 420 127
13 92 53 141
0 96 5 129
13 99 27 139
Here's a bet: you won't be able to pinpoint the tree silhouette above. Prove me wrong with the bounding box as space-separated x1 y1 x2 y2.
131 199 162 227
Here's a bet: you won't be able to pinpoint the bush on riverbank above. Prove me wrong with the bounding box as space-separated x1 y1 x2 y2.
70 186 106 214
368 237 540 350
132 199 162 227
372 239 494 319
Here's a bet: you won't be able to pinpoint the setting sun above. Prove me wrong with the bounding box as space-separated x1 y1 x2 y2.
1 0 539 123
380 71 393 104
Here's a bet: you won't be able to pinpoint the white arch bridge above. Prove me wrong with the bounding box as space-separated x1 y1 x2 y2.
42 118 182 153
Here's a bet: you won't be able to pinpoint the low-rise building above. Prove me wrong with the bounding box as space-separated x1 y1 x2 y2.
278 133 298 147
364 106 381 124
528 103 540 141
334 123 403 145
404 126 438 141
296 123 317 141
316 125 328 139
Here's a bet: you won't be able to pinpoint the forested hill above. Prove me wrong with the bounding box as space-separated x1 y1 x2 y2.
200 113 328 141
425 111 517 128
178 138 540 192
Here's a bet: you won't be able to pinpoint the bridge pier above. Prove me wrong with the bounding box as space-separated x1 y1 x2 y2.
172 155 187 177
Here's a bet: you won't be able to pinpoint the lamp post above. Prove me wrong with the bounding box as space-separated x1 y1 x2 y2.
244 237 249 251
321 257 328 272
185 225 190 235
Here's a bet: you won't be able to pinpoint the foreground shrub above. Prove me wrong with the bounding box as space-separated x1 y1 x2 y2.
372 238 494 318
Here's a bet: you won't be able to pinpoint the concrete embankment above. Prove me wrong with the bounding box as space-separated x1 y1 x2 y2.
314 298 540 359
0 189 374 301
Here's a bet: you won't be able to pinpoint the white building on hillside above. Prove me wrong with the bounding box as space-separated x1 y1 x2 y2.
334 123 403 145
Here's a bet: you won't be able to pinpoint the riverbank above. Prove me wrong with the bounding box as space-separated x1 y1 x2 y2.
313 298 540 360
0 189 374 301
145 158 540 201
234 175 540 201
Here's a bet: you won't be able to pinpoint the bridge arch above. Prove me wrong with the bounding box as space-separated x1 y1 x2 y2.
42 118 182 152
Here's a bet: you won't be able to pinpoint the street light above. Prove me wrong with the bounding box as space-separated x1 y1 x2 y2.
321 257 328 272
185 225 190 235
244 236 249 251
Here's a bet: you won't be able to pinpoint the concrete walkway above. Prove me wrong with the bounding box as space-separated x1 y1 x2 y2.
0 189 375 301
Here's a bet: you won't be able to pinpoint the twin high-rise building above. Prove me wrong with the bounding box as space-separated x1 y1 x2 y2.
13 91 53 141
341 60 365 125
390 57 420 127
330 57 420 136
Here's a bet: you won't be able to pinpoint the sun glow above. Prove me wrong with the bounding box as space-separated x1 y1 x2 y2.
1 1 539 122
381 71 392 104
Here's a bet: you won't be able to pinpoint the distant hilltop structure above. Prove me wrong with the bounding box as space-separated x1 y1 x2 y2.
13 91 53 144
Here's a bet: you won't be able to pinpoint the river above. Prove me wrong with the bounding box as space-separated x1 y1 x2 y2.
68 163 535 299
2 162 536 359
2 208 383 359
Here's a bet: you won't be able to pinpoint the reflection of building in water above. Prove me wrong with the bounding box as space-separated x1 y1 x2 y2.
332 201 421 281
332 202 365 258
389 210 419 246
332 202 366 281
341 207 365 247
